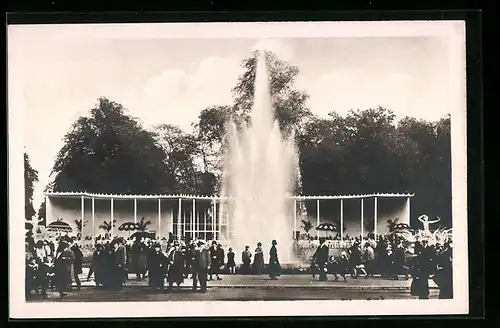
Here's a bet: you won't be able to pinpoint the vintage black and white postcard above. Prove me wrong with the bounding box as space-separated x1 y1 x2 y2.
8 21 468 318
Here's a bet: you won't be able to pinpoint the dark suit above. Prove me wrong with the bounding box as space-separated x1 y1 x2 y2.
314 244 329 281
54 249 75 293
192 248 211 292
116 244 127 283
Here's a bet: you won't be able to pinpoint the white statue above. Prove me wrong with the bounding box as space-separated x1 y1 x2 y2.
417 215 441 233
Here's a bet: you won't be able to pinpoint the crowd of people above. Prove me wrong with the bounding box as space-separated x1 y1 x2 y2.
309 234 453 299
25 228 453 300
25 233 283 299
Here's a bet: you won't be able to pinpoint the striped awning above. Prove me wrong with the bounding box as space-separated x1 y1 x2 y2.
44 191 414 200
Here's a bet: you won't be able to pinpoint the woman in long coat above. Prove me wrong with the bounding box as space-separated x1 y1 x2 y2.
268 240 281 280
410 243 430 299
70 242 83 290
132 241 148 280
253 242 265 275
54 241 75 299
166 242 185 290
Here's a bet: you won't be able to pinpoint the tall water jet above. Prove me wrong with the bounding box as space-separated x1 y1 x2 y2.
221 51 299 263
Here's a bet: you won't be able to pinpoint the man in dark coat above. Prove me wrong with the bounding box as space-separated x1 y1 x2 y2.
54 240 75 299
209 241 221 281
87 243 106 288
116 238 128 285
110 240 126 290
70 241 83 290
268 240 281 280
166 241 184 291
192 241 211 293
216 244 225 278
184 243 196 279
148 243 168 291
241 246 252 275
313 237 329 281
38 255 55 299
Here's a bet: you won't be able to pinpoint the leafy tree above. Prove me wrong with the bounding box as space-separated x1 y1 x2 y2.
192 105 234 177
152 124 200 193
232 50 312 134
24 152 39 220
136 217 151 232
301 220 313 236
386 218 399 232
74 218 88 233
37 200 46 226
364 220 375 233
99 220 116 233
50 97 174 194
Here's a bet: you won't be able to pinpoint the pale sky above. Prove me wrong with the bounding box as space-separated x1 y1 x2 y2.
8 22 459 210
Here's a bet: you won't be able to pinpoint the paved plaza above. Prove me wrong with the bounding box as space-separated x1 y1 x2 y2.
26 268 440 302
27 285 439 302
73 268 438 289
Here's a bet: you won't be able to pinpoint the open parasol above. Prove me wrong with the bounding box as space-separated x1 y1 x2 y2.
393 223 414 232
316 223 338 237
46 219 73 233
130 231 153 240
118 222 139 231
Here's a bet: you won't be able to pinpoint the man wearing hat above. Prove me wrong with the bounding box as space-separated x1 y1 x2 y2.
241 246 252 275
148 242 168 292
54 240 75 299
166 241 184 291
313 237 329 281
192 240 210 293
209 241 223 281
268 240 281 280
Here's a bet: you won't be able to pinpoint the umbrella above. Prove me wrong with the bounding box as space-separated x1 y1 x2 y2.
389 229 416 242
316 223 338 232
46 219 73 233
393 223 413 231
118 222 139 231
316 223 338 237
130 231 152 240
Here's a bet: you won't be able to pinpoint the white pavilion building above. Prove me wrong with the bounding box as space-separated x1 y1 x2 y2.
44 192 413 243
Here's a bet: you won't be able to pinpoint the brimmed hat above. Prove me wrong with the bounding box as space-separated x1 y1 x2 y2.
197 240 205 246
272 240 277 245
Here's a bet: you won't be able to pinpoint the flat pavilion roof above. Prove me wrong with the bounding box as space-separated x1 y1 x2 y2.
45 192 414 201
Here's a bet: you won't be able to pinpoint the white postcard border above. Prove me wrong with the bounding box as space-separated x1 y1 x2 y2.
8 20 468 318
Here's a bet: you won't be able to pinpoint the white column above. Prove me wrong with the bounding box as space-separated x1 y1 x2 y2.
340 199 344 239
45 195 51 224
133 198 137 224
192 199 196 240
360 198 364 239
213 199 217 240
177 198 182 240
110 198 114 239
293 199 297 240
406 197 411 225
158 199 161 239
91 197 95 237
80 195 84 240
374 197 378 239
316 199 320 238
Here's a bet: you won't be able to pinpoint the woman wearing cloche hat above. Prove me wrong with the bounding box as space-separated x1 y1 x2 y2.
268 240 281 280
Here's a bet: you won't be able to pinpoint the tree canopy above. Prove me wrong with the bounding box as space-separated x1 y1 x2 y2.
37 51 452 229
50 97 174 194
24 152 39 220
